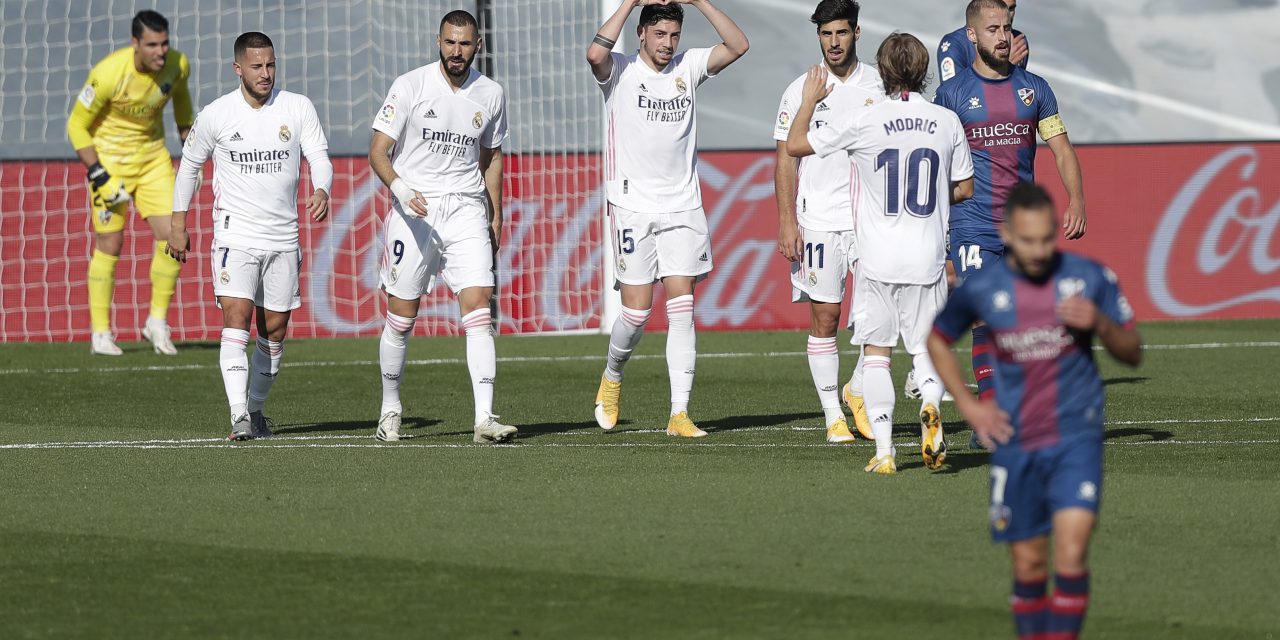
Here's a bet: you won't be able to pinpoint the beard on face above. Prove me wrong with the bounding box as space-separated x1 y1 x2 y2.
242 76 272 101
440 49 473 78
977 41 1012 75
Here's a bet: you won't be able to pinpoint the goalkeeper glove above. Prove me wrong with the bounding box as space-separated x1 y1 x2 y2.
87 162 130 210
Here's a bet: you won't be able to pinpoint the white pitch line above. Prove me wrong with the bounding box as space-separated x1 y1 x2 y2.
3 439 1277 451
2 416 1276 450
0 340 1276 376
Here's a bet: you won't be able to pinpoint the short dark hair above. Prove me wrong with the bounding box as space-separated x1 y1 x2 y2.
440 9 479 36
875 32 931 95
810 0 860 29
233 32 274 60
1004 182 1056 223
638 4 684 30
966 0 1009 26
131 10 168 39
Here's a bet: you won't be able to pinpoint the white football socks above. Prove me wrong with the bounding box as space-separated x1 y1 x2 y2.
247 337 283 414
806 335 843 425
604 305 651 383
379 313 415 415
219 328 251 420
666 295 696 416
863 354 896 459
847 344 866 396
462 308 496 424
912 352 944 409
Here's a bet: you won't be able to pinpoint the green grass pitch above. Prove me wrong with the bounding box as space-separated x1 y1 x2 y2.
1 319 1277 638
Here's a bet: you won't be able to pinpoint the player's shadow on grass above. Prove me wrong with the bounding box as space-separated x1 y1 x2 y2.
1103 376 1150 386
174 341 221 351
273 417 441 435
1104 427 1173 442
700 412 825 433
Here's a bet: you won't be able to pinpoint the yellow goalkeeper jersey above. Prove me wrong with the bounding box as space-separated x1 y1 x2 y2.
66 47 194 169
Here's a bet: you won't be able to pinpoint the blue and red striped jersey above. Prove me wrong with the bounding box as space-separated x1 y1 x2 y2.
932 251 1136 451
934 66 1063 252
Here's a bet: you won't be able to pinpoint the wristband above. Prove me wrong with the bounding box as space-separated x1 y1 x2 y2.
593 34 616 49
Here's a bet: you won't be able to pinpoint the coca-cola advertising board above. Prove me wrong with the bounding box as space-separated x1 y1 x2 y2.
1 143 1276 342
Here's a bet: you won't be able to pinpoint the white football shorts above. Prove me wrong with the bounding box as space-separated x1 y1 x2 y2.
380 193 495 299
210 241 302 312
790 227 857 304
850 275 947 355
609 204 713 287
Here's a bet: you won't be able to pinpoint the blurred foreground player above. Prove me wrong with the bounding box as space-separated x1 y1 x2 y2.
773 0 882 444
587 0 749 437
170 32 333 440
928 184 1141 639
67 10 193 355
369 10 515 444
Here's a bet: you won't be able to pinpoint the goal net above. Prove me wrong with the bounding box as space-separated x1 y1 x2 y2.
0 0 607 342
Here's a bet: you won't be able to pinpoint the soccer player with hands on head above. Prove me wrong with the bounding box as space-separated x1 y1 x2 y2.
773 0 884 445
787 32 974 474
587 0 749 438
369 10 516 445
67 10 193 356
928 183 1140 640
170 32 333 441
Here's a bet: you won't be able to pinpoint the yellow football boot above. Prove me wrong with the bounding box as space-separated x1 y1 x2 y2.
594 375 622 430
666 411 707 438
864 454 897 475
920 403 947 470
825 417 856 444
842 383 874 440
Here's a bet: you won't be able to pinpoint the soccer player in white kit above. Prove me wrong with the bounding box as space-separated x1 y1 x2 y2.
168 32 333 441
787 33 974 473
369 10 516 444
587 0 749 438
773 0 882 444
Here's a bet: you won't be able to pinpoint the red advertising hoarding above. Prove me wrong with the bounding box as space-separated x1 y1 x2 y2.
1 142 1276 342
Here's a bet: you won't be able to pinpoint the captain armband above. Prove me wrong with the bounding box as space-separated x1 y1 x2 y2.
1038 114 1066 140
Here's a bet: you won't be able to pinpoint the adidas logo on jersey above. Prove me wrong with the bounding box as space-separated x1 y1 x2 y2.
698 252 709 262
425 109 437 118
638 83 648 93
229 132 243 141
816 102 830 112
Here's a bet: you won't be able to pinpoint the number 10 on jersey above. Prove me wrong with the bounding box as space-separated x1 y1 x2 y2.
875 148 941 217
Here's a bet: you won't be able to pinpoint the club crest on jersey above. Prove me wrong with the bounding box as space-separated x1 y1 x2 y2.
993 290 1011 311
990 505 1012 531
675 77 687 94
388 267 398 283
472 111 484 129
1057 277 1086 299
219 270 231 285
1018 87 1035 106
617 257 627 273
278 125 291 142
808 271 817 286
865 97 875 106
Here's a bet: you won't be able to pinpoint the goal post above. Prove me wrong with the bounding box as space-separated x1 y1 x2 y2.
0 0 611 341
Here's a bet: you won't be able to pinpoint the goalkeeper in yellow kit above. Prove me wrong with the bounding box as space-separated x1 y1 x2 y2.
67 10 193 355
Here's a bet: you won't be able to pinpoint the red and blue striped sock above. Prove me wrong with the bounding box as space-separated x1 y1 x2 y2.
972 325 995 400
1047 572 1090 639
1011 577 1049 639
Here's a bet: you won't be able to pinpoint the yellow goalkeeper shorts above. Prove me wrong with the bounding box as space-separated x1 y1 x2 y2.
91 153 176 234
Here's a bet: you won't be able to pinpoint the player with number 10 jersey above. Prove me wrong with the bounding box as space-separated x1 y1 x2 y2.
788 33 973 474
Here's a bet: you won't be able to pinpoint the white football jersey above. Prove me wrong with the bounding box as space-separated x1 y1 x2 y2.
809 92 974 284
373 61 508 200
599 48 715 213
774 62 885 232
176 88 331 252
